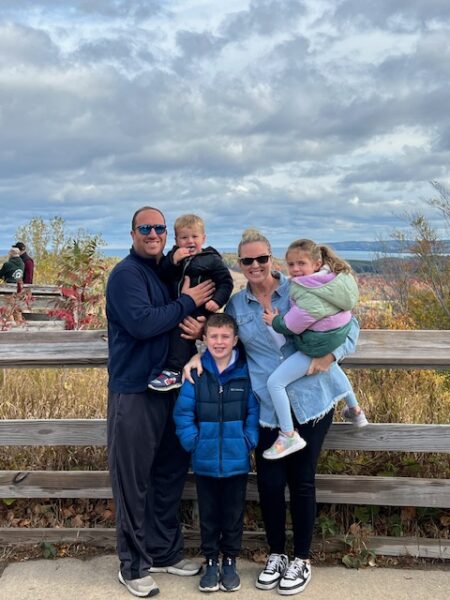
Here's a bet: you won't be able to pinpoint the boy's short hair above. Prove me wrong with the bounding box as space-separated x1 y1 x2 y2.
174 214 205 234
204 313 238 336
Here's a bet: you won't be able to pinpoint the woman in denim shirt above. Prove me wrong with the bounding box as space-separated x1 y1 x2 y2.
184 228 359 596
231 229 359 596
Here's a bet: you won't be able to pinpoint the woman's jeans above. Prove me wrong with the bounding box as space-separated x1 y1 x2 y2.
255 408 334 559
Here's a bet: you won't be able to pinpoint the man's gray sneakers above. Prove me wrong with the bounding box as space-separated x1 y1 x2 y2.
149 558 202 576
118 571 160 597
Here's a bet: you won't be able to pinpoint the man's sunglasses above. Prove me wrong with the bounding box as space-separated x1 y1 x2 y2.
239 254 271 266
135 224 167 235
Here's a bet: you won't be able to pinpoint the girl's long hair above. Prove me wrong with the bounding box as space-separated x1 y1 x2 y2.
287 239 352 274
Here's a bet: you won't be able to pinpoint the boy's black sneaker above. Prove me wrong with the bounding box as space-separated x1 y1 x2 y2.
278 558 311 595
220 557 241 592
255 553 289 590
199 558 220 593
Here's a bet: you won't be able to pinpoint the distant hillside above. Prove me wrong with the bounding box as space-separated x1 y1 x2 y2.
326 240 450 253
221 252 448 275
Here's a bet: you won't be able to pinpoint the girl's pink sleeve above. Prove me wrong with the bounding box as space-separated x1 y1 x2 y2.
283 304 317 334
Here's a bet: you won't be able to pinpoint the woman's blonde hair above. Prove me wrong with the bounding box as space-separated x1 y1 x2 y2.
238 228 272 256
287 239 351 274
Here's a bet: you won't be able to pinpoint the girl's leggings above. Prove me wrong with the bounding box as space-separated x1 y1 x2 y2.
267 350 358 432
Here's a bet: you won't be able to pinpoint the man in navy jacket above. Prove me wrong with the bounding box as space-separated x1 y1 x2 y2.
106 206 214 598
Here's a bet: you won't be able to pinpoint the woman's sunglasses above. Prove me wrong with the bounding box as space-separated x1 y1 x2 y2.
135 224 167 235
239 254 271 266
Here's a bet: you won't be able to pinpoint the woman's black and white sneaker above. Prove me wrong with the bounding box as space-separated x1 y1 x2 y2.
255 553 289 590
278 558 311 595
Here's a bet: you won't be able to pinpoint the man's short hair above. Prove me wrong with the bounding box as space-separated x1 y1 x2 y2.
204 313 238 336
131 206 165 230
174 214 205 234
13 242 25 252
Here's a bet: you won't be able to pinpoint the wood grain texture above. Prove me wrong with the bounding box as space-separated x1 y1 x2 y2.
1 329 448 368
1 471 449 507
1 420 449 452
0 528 447 559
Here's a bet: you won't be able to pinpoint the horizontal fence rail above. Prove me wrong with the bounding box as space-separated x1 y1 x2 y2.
1 471 449 508
0 528 447 560
0 328 449 559
0 329 449 368
1 420 450 452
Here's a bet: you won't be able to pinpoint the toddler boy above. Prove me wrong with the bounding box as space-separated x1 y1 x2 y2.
173 313 259 592
149 214 233 391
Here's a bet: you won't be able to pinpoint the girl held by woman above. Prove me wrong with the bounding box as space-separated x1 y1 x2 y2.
262 239 368 460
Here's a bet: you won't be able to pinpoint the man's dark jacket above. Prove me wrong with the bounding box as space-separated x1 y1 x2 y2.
105 248 196 393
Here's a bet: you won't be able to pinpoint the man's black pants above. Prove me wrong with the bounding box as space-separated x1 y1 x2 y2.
107 389 190 580
195 473 248 560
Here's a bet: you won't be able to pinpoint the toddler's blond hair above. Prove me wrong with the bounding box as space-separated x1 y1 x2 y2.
174 214 205 235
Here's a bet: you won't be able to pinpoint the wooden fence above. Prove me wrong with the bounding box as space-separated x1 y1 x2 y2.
0 284 65 330
0 329 449 559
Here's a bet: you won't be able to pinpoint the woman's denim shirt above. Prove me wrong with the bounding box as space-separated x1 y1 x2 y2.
226 272 360 428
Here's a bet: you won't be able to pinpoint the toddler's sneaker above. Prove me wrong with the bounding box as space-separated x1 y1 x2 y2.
199 558 220 593
220 556 241 592
278 558 311 596
255 553 289 590
148 370 182 392
341 407 368 428
263 431 306 460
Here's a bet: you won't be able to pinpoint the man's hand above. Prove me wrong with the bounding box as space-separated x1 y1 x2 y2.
307 353 335 375
181 276 215 307
205 299 220 313
182 353 203 384
179 315 206 340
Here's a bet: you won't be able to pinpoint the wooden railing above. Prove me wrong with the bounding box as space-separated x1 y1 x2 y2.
0 284 65 330
0 329 449 559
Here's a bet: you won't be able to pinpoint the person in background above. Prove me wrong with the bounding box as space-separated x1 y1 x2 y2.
106 206 215 598
12 242 34 284
174 313 259 593
0 247 24 283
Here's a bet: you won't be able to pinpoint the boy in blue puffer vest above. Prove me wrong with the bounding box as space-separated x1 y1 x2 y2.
173 313 259 593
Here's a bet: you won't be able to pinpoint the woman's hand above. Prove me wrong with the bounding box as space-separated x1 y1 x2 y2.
307 353 335 375
263 307 279 326
183 353 203 384
179 315 206 340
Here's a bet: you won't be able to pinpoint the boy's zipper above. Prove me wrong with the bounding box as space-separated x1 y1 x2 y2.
218 384 224 476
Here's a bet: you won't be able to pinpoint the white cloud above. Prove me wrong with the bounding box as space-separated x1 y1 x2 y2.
0 0 449 249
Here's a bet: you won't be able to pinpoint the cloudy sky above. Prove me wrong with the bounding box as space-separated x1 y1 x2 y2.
0 0 449 251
